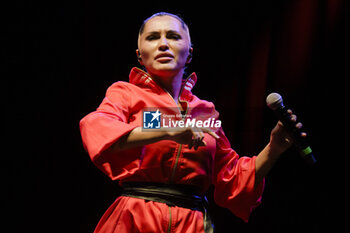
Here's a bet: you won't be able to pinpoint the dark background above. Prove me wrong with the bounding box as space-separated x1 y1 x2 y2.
2 0 348 232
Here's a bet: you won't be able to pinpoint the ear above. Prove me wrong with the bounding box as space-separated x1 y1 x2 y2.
186 47 193 64
136 49 144 65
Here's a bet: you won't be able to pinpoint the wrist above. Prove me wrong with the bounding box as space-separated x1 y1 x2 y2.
266 142 284 159
159 128 173 140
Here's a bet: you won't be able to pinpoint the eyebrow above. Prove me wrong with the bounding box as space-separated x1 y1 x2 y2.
145 30 181 35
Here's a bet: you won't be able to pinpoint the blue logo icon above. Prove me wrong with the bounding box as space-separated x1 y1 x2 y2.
143 109 161 129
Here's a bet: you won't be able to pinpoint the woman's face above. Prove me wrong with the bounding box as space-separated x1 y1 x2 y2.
137 16 192 78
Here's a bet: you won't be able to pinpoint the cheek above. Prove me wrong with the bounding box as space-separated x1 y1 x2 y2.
139 42 156 62
140 49 151 62
174 45 190 62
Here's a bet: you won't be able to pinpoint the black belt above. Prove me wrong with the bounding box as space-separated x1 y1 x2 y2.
121 182 214 233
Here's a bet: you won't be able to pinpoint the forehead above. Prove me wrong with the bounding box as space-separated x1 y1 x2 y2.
143 15 186 33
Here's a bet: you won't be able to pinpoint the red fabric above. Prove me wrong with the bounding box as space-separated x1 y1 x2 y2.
80 67 265 232
94 197 206 233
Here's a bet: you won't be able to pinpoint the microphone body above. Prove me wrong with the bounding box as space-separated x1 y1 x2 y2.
266 93 316 165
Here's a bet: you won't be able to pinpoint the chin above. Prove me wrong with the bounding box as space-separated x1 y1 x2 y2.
151 64 180 75
155 62 176 70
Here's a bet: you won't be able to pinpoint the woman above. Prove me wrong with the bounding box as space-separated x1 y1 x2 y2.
80 12 305 233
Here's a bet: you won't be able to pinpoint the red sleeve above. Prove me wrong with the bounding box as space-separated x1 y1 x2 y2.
79 82 139 179
213 128 265 222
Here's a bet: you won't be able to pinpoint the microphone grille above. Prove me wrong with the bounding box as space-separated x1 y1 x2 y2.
266 93 284 110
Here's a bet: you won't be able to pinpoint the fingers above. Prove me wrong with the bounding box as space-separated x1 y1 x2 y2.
192 130 205 150
287 109 297 122
189 127 219 150
287 109 307 138
200 127 220 139
296 122 303 129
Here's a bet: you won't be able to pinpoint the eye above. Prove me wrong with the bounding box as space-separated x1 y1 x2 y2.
167 33 182 40
145 34 160 41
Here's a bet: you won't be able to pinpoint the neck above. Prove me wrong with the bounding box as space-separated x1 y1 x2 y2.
151 70 184 103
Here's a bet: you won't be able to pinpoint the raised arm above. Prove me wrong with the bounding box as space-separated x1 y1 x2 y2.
255 110 306 187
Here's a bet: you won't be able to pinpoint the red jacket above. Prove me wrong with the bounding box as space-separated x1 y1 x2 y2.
80 67 264 233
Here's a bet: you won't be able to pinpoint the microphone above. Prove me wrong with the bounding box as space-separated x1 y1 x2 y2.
266 93 316 165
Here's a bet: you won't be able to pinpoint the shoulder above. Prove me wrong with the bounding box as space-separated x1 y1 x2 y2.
105 81 144 96
190 94 220 120
106 81 133 92
191 94 217 110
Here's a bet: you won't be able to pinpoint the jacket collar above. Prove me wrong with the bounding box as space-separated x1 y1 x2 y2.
128 67 197 102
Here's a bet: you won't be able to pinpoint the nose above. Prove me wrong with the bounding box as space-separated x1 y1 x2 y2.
158 36 169 51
